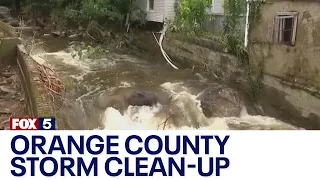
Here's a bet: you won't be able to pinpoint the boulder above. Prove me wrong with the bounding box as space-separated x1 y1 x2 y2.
126 91 158 106
96 92 125 111
196 85 243 118
163 91 208 128
52 31 61 37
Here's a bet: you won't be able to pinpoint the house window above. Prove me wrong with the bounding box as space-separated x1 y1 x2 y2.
273 12 298 46
148 0 155 11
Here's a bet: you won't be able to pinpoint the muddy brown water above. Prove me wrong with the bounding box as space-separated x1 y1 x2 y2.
25 34 302 130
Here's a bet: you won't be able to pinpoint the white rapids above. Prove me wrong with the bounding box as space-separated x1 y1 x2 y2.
27 42 302 131
100 83 300 130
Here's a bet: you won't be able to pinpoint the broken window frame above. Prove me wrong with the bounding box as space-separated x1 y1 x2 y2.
273 12 298 46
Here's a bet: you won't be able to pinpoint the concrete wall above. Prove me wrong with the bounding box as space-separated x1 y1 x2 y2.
16 45 57 118
0 37 20 62
163 33 245 82
16 44 38 116
134 30 245 83
0 21 18 62
249 0 320 128
250 1 320 87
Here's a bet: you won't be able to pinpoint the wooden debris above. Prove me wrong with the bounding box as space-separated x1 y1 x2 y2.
32 59 63 102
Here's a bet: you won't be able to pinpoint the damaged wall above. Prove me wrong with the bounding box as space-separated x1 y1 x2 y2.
249 0 320 128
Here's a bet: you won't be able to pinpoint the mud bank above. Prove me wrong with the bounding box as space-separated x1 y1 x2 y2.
133 30 320 129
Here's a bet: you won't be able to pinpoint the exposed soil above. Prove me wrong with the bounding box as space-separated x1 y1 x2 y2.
0 62 26 130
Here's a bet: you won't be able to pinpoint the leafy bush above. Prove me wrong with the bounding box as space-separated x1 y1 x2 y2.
222 0 247 63
173 0 213 35
64 0 124 24
129 4 147 27
223 0 246 35
22 0 145 26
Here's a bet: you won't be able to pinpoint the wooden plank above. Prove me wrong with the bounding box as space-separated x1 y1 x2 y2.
276 12 298 16
291 14 299 46
273 16 280 43
277 15 294 19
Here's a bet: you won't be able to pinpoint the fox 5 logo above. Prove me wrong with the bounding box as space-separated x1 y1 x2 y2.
38 118 55 130
10 118 56 130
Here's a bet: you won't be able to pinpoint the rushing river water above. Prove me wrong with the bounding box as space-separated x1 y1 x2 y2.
28 35 301 130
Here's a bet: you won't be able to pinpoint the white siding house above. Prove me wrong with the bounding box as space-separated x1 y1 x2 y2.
134 0 176 23
133 0 245 36
207 0 246 35
134 0 225 23
206 0 225 33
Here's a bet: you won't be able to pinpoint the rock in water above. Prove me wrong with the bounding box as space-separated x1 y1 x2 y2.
52 31 66 37
52 31 61 37
163 91 208 128
197 85 243 118
127 91 158 107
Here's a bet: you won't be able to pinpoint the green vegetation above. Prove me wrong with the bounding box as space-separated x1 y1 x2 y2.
169 0 213 35
222 0 247 65
169 0 264 98
20 0 264 99
22 0 146 27
222 0 264 99
246 1 265 99
20 0 147 53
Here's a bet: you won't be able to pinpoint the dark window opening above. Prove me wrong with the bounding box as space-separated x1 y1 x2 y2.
149 0 154 10
282 17 293 43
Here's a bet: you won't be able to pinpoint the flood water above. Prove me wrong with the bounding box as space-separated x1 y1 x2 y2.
27 35 301 130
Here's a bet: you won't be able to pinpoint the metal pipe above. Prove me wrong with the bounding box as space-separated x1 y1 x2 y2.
244 0 250 47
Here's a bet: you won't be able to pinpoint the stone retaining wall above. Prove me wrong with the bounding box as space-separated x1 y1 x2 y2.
134 30 320 129
16 44 37 116
0 21 54 118
134 31 246 83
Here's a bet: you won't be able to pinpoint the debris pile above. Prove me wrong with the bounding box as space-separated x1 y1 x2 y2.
0 63 25 130
34 60 63 102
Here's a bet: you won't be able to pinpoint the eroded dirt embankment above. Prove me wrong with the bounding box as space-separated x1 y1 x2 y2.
0 62 25 129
